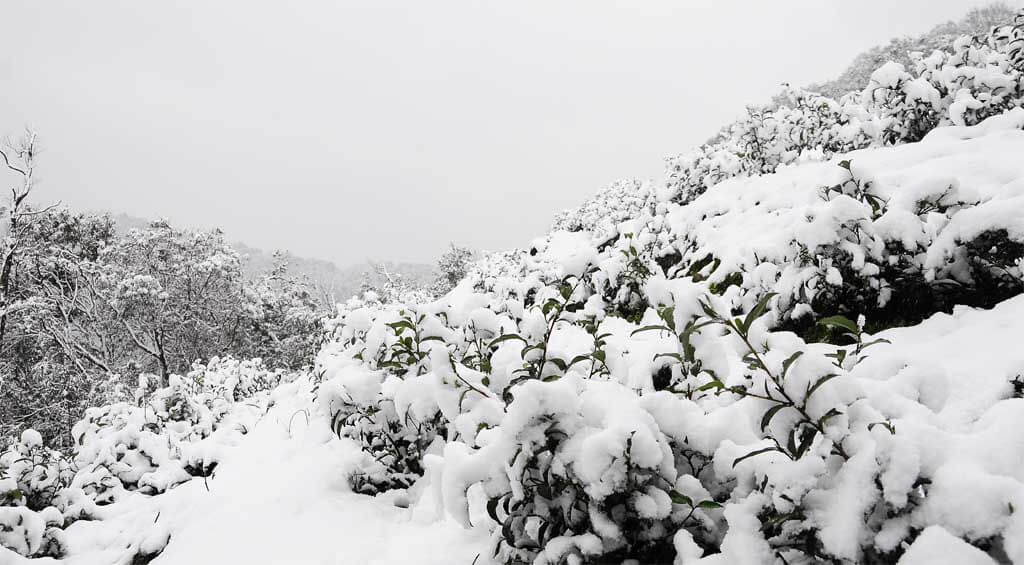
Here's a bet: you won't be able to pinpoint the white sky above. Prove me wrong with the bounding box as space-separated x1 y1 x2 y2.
1 1 1018 265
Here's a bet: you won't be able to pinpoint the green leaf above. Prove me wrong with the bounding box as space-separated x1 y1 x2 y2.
3 489 24 501
654 352 684 363
669 490 693 506
732 317 745 332
501 518 515 543
486 497 501 522
818 407 842 427
817 315 858 335
559 283 573 300
630 325 672 337
786 427 798 455
742 292 778 333
697 379 725 392
697 500 722 510
564 302 583 313
387 320 415 333
567 354 592 369
658 306 676 331
680 320 714 362
699 299 720 320
825 350 848 366
867 421 895 435
537 521 551 545
780 351 803 378
732 445 781 468
521 344 543 356
488 334 528 348
806 373 839 399
795 426 818 458
760 403 788 432
838 159 851 170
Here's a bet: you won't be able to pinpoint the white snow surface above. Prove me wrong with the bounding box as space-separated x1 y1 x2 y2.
0 375 488 565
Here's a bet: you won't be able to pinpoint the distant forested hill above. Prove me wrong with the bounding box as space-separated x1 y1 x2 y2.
107 212 432 304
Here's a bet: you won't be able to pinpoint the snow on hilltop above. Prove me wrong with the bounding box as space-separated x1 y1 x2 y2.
4 11 1024 565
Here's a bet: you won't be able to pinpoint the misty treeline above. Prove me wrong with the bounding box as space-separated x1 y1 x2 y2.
0 133 473 448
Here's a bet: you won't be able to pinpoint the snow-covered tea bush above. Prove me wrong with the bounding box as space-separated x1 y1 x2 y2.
1 430 72 512
0 357 290 558
806 4 1015 100
316 306 453 493
659 13 1024 206
317 75 1024 563
552 179 656 241
70 358 285 503
0 430 70 558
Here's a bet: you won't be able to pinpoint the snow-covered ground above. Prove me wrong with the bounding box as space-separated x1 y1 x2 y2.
1 374 489 565
4 293 1022 565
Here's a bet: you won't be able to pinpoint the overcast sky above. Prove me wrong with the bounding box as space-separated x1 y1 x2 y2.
1 1 1018 266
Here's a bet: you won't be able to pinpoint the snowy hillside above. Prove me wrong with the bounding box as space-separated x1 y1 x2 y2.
6 290 1023 565
4 10 1024 565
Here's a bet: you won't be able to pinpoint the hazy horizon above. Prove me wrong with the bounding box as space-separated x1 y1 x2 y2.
1 0 1017 268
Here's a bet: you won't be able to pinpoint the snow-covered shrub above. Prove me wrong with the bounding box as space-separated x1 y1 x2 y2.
244 255 326 371
664 88 881 205
0 505 64 558
314 97 1024 564
468 249 529 294
190 356 286 401
69 359 281 509
0 355 291 558
317 307 455 493
358 262 437 305
662 10 1024 206
806 4 1015 100
461 379 723 565
552 179 656 241
655 109 1024 338
590 233 657 324
0 430 73 512
863 35 1023 143
431 244 476 297
0 430 71 557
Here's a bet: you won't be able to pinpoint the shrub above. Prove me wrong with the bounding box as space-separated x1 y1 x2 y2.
318 74 1024 564
0 431 72 557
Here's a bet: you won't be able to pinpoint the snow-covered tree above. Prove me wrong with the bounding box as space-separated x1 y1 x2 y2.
1 204 325 445
429 243 474 297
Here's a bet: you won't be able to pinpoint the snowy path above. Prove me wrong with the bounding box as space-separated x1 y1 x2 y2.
43 396 486 565
149 413 486 565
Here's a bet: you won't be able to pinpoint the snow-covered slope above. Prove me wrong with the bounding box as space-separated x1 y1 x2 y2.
4 291 1022 564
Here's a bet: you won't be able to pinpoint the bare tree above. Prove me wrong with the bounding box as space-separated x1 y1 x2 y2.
0 130 46 349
